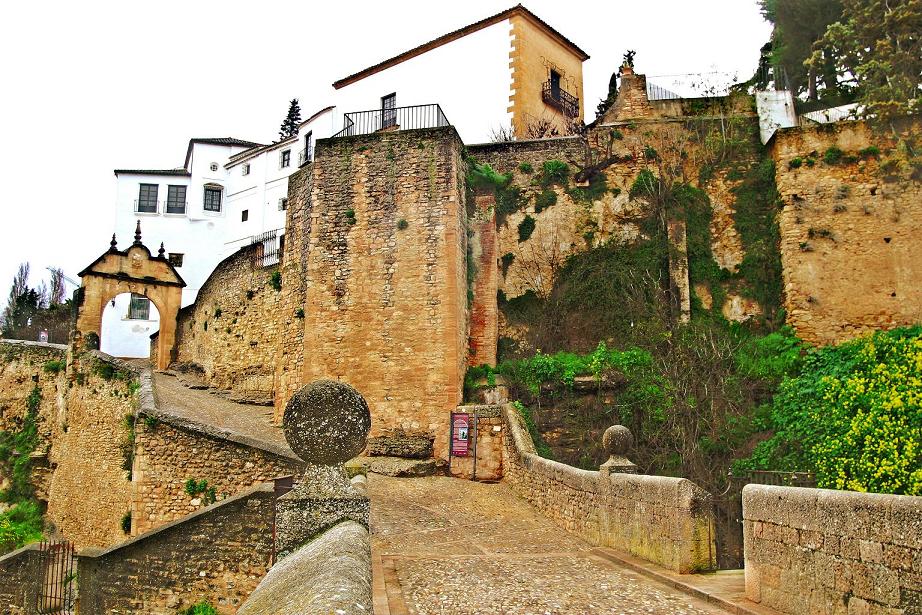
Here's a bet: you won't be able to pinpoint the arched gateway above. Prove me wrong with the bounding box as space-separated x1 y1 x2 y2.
74 222 185 369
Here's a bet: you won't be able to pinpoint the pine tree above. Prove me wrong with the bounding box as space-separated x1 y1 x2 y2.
278 98 302 140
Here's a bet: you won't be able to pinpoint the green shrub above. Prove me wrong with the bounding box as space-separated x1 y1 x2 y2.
518 162 533 173
345 209 356 225
512 401 554 459
0 501 43 553
500 253 515 276
788 157 803 169
397 219 409 230
181 602 218 615
43 360 65 374
737 327 922 495
539 160 570 187
270 270 282 291
534 189 557 213
121 511 131 534
517 215 536 242
859 146 881 160
823 146 844 165
295 308 305 319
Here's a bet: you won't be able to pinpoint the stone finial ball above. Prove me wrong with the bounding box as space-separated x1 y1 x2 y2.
602 425 634 456
283 380 371 465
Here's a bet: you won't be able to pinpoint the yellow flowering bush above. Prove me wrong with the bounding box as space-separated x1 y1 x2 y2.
737 326 922 495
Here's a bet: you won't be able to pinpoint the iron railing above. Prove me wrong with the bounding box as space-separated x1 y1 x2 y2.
298 145 314 167
646 82 682 101
250 228 284 268
714 469 817 569
541 80 580 118
332 103 450 138
37 540 76 614
134 199 159 214
165 201 187 215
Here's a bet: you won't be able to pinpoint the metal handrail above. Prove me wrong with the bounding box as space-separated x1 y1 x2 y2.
134 199 159 214
541 81 580 118
332 103 450 138
298 146 313 167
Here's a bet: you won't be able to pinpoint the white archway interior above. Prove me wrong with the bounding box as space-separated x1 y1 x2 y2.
100 292 161 358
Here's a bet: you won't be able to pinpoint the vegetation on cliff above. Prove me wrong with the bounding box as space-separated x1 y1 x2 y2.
0 384 45 552
737 326 922 495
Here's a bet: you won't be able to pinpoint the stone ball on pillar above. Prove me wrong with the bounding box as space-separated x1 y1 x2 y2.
283 380 371 465
602 425 634 457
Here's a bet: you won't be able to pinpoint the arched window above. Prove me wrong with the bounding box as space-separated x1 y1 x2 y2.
203 183 223 212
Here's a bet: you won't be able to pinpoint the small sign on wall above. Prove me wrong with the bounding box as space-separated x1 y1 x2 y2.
450 413 470 457
38 330 49 343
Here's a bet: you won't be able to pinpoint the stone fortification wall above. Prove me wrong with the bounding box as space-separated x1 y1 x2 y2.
46 351 138 549
743 484 922 614
237 521 372 615
273 166 312 420
0 544 42 613
280 128 469 460
501 404 715 573
78 483 278 615
131 418 300 535
772 119 922 345
167 245 282 404
0 341 67 502
467 195 499 367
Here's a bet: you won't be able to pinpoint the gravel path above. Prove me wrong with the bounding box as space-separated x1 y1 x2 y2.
369 475 729 615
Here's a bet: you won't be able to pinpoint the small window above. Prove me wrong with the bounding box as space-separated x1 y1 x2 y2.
242 163 250 176
278 197 288 211
128 293 150 320
166 185 186 214
210 162 219 172
168 253 184 267
137 183 158 213
242 209 249 222
280 150 291 168
203 185 223 212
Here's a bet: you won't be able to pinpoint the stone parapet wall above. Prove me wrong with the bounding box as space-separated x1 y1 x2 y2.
742 484 922 614
501 404 715 572
237 521 372 615
0 544 42 614
131 419 301 535
78 483 278 615
167 245 282 404
772 119 922 345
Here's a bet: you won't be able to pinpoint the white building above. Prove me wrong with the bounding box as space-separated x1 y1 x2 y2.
105 5 587 358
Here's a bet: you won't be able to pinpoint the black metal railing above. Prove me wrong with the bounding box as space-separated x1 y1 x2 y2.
646 81 682 101
134 199 159 214
541 81 580 118
250 228 284 268
298 146 313 167
37 540 76 614
714 469 817 569
332 104 450 138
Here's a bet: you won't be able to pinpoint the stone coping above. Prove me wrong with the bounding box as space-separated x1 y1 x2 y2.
237 520 372 615
0 542 40 565
77 482 276 559
0 339 67 351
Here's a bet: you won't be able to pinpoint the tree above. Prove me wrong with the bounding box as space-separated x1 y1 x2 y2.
48 268 66 306
278 98 302 140
1 263 30 334
808 0 922 122
760 0 845 100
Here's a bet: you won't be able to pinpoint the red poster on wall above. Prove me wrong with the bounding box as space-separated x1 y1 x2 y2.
451 413 470 457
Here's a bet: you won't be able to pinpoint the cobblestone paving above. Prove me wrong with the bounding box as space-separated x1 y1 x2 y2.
369 475 729 615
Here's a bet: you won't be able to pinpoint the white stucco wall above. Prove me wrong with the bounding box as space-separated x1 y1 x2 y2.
330 19 513 144
100 292 161 358
755 90 797 144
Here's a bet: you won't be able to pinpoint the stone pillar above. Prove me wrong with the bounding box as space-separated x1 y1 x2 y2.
274 380 372 559
599 425 638 475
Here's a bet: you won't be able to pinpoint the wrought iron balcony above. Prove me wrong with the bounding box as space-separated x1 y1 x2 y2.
298 146 313 167
134 199 159 214
332 104 450 138
542 81 580 118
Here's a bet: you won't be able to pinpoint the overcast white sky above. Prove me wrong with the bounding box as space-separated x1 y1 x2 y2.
0 0 770 309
